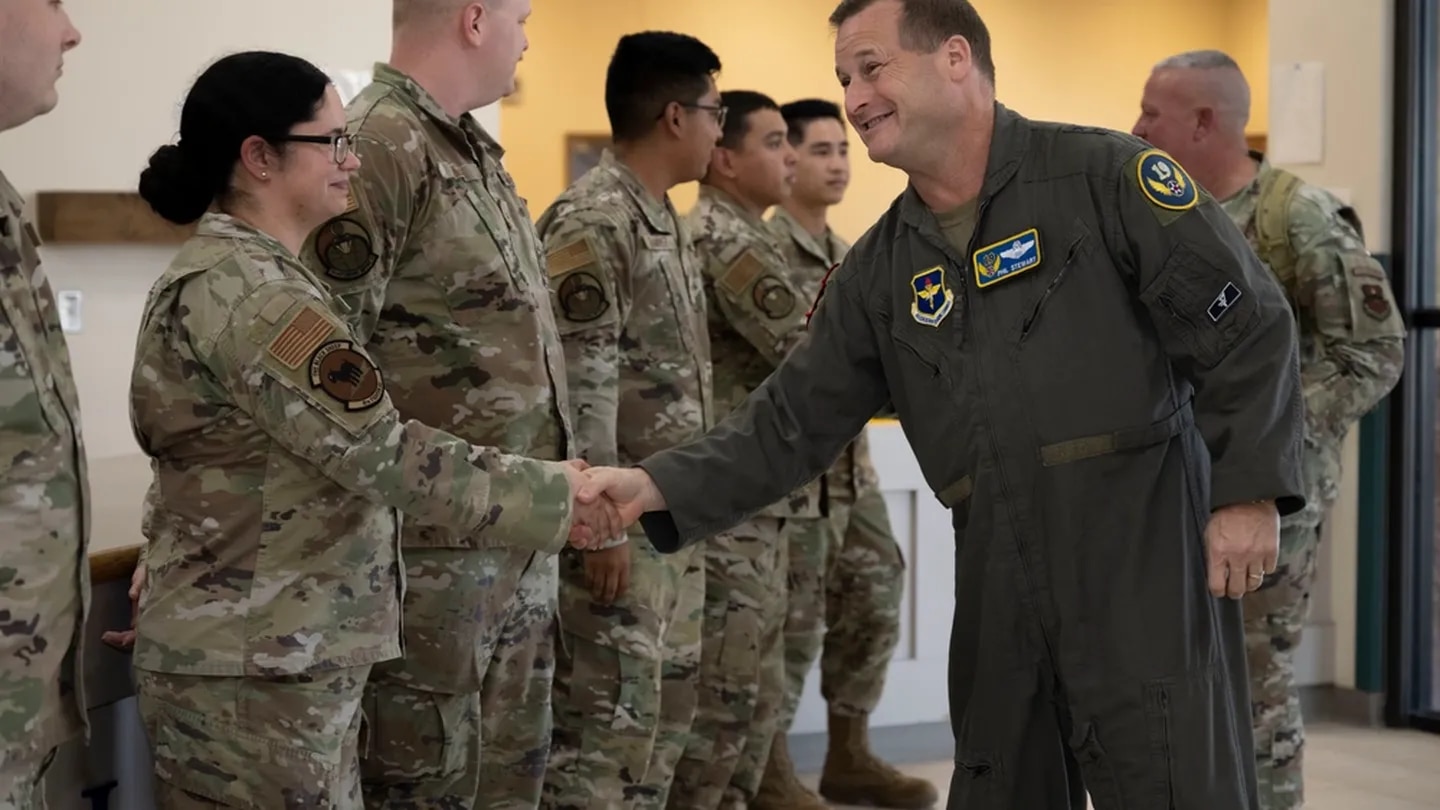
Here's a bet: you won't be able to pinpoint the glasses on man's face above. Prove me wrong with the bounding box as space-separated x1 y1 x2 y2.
658 102 728 130
274 132 353 165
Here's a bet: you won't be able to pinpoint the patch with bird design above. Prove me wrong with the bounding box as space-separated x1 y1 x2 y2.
1137 149 1198 212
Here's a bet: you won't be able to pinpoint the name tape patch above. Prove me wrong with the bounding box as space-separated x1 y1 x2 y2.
973 228 1042 289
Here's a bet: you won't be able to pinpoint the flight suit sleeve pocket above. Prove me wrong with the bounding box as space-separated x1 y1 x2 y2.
147 700 348 809
1140 243 1259 370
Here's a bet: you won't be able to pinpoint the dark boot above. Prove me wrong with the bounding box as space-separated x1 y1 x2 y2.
819 713 939 808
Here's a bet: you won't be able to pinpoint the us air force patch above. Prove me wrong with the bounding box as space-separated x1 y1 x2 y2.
911 266 954 327
1137 149 1198 211
310 340 384 411
315 218 376 281
973 228 1041 289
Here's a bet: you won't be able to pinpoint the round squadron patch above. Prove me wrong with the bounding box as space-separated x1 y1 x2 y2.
1136 149 1198 211
309 340 384 411
315 218 377 281
557 271 609 322
753 276 796 319
1361 283 1392 320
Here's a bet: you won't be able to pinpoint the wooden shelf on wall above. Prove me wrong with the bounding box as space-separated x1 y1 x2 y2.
33 191 195 245
1246 133 1268 154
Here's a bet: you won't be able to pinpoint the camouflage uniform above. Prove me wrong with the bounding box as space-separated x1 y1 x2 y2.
535 151 712 809
0 171 89 810
129 213 575 809
1220 157 1404 810
767 207 905 720
668 185 817 810
303 63 573 810
768 208 934 809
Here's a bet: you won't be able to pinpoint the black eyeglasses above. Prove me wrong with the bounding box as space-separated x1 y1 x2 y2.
274 133 353 165
659 102 728 128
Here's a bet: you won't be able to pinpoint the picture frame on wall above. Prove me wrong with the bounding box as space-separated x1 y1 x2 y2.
566 133 612 185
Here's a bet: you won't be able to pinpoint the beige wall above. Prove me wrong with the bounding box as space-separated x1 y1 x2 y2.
1268 0 1394 690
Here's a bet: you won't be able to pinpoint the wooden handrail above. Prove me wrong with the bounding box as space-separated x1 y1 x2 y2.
89 544 141 585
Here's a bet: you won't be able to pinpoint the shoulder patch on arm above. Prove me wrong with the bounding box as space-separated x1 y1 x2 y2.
1132 148 1198 225
717 249 766 296
313 217 377 281
267 304 338 370
308 339 385 411
547 234 598 277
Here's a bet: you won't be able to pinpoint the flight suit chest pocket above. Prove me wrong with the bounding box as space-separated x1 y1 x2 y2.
1015 220 1094 344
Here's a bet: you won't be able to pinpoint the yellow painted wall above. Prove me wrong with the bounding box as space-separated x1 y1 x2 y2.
504 0 1269 242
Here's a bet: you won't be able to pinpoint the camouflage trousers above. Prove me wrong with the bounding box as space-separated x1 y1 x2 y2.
134 666 370 808
1244 521 1322 810
0 746 55 810
778 487 907 730
820 487 905 716
668 516 788 810
362 548 557 810
542 537 705 809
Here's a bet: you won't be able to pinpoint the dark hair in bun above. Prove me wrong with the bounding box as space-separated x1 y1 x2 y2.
138 50 331 225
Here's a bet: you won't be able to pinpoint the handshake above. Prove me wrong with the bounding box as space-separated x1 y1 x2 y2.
560 460 668 550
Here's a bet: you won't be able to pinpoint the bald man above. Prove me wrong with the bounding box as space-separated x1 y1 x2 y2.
1135 50 1405 810
302 1 580 807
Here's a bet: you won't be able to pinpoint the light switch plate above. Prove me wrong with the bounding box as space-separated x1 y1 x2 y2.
56 290 82 333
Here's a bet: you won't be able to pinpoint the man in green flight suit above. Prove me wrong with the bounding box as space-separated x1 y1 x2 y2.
1133 49 1405 810
573 2 1308 809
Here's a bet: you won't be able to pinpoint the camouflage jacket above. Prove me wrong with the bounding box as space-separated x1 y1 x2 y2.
1221 158 1405 526
131 213 575 677
687 186 822 518
768 207 880 501
303 63 574 552
0 170 89 757
537 150 714 471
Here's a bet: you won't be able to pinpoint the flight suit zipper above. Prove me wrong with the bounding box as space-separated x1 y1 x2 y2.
1019 232 1086 342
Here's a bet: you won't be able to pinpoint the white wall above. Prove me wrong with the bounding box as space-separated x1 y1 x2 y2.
1268 0 1393 690
0 1 498 546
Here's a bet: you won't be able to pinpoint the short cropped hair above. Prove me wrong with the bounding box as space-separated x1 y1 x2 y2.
829 0 995 83
718 90 779 150
780 99 844 146
605 31 723 142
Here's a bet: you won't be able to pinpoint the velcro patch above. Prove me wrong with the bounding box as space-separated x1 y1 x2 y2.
718 250 765 296
1137 149 1198 212
1207 282 1243 323
268 305 337 370
309 340 384 411
642 233 677 252
547 235 597 277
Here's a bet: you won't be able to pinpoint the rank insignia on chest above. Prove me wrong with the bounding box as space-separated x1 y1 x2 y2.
1137 149 1198 211
972 228 1041 289
910 266 954 327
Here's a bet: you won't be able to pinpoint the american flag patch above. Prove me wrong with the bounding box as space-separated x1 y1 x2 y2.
267 305 334 370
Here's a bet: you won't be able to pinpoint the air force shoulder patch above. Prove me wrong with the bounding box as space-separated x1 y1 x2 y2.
973 228 1041 289
911 266 954 327
1137 149 1198 211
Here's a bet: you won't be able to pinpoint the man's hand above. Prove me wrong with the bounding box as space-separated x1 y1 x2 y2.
576 466 666 528
1205 501 1280 599
585 543 631 604
100 563 147 651
562 460 625 550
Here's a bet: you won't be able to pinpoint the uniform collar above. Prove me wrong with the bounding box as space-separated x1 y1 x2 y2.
1221 150 1270 205
196 212 291 255
898 100 1029 231
698 184 769 233
770 206 832 266
370 62 504 161
600 150 675 234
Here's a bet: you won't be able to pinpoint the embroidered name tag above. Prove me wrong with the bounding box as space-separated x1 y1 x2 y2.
973 228 1041 289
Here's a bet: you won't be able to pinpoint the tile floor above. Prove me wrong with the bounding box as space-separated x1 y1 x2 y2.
798 723 1440 809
